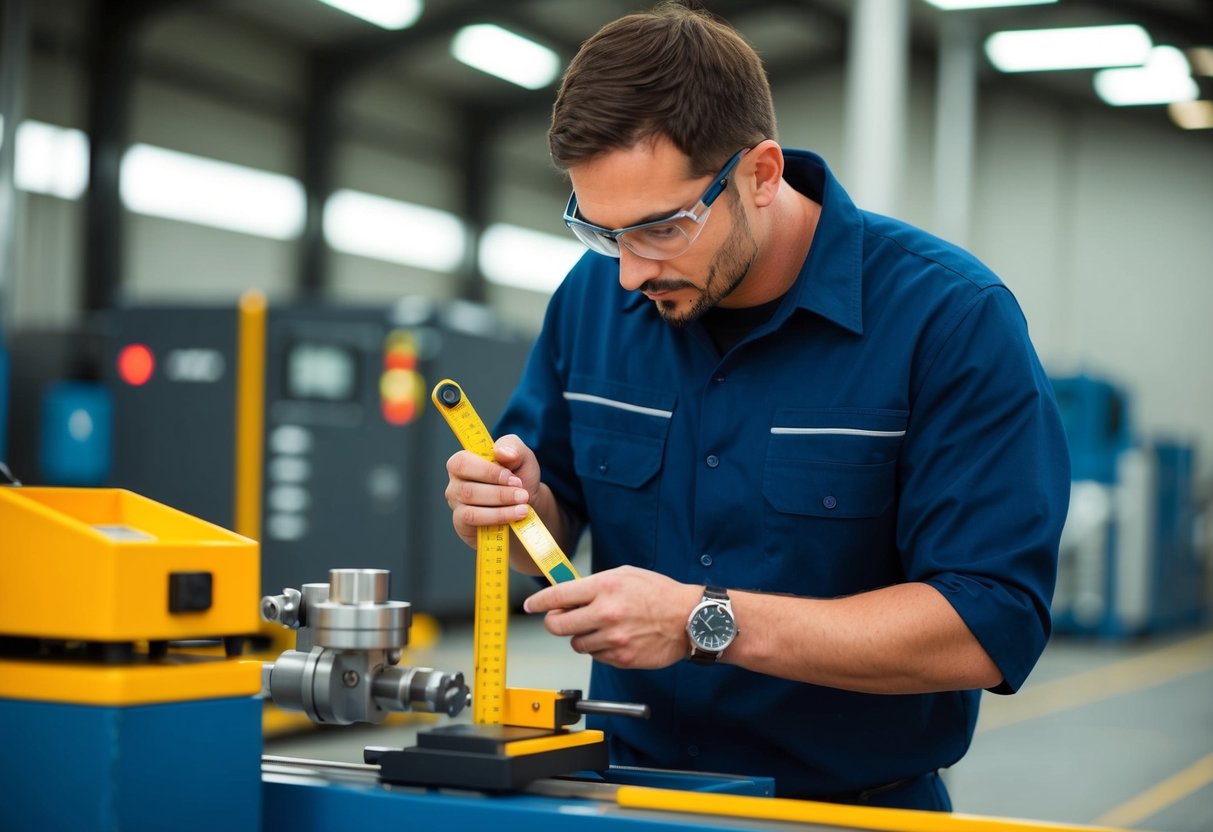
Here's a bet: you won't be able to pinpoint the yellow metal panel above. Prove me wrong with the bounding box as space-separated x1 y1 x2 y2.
235 290 267 541
0 487 259 641
0 656 262 706
503 729 605 758
615 786 1131 832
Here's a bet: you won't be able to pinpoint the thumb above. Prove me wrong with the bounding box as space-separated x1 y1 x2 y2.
493 438 527 468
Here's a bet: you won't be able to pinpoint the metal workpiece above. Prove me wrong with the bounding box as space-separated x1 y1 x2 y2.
260 568 468 725
372 665 469 717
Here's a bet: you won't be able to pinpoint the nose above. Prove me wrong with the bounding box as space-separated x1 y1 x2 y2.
617 246 662 292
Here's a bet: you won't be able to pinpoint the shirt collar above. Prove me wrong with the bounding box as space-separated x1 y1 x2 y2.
779 149 864 336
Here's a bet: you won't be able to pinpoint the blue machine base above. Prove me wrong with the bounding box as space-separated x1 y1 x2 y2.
264 763 775 831
0 695 262 832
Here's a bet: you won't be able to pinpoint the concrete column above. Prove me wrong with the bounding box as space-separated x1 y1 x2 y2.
843 0 910 217
933 16 978 248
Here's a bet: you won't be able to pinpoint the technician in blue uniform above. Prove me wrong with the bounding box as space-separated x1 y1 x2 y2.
444 2 1069 811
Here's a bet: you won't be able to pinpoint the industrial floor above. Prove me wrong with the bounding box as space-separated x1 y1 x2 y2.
264 614 1213 832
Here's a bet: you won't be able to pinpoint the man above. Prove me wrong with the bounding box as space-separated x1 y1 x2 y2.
444 1 1069 811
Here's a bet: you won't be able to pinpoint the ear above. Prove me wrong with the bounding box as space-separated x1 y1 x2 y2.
747 139 784 208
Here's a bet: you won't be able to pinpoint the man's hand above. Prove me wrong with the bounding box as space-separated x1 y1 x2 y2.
444 435 540 550
524 566 702 669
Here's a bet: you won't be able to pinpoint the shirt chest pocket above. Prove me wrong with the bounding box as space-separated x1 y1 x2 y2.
566 377 675 569
763 408 906 519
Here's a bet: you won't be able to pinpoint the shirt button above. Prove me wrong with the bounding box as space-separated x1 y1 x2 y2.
823 495 837 510
598 461 609 474
687 745 700 757
713 373 726 383
700 554 713 567
705 454 719 468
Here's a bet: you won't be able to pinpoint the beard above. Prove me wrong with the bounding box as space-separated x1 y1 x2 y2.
651 198 758 328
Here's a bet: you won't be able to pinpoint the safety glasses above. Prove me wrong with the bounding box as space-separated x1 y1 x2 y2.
562 149 746 260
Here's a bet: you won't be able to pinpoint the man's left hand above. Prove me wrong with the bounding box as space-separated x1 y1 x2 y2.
524 566 702 668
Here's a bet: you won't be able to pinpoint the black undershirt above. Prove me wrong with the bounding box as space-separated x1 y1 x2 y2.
700 296 785 356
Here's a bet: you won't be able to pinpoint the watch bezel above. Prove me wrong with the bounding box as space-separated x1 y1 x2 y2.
686 588 738 661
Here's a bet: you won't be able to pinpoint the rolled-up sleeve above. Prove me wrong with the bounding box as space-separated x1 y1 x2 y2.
898 285 1070 694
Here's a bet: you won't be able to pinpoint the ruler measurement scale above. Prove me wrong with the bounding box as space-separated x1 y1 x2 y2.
432 380 580 725
473 524 509 724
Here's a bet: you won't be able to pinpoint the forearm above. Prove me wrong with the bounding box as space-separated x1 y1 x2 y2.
723 582 1003 694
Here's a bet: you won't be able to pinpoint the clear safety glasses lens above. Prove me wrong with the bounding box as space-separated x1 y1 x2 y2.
568 222 621 257
616 211 709 260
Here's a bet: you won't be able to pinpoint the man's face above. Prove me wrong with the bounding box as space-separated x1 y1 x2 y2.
568 139 759 327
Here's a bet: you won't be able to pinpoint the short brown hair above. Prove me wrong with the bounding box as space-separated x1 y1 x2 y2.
549 1 776 177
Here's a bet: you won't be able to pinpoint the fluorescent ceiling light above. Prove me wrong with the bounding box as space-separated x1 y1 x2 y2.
315 0 422 30
121 144 305 239
12 119 89 199
1168 100 1213 129
324 189 465 272
985 24 1152 72
925 0 1056 9
1095 46 1198 106
451 24 560 90
479 223 582 293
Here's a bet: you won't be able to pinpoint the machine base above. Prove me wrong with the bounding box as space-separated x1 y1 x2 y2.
367 723 610 791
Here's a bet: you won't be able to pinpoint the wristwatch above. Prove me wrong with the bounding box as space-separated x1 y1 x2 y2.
686 585 738 664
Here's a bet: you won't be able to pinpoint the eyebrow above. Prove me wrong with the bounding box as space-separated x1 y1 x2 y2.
577 201 689 231
577 187 703 229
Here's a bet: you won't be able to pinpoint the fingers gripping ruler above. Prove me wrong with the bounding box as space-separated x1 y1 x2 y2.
432 380 581 585
432 380 579 725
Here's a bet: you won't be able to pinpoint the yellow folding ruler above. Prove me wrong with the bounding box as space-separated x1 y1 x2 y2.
432 379 580 725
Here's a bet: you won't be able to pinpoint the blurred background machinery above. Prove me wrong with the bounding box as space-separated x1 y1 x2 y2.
1051 373 1208 638
1 297 532 619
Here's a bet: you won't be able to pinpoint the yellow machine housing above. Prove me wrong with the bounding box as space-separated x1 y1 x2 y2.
0 486 260 642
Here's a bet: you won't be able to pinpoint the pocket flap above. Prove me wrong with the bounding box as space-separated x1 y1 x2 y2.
764 458 896 518
572 423 664 489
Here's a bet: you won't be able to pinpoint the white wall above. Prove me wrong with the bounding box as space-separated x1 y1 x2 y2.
971 90 1213 477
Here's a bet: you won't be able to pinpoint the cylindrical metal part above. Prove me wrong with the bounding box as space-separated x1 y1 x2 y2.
263 651 312 715
266 649 382 725
575 698 651 720
311 599 411 650
300 582 330 611
329 569 389 604
371 665 468 717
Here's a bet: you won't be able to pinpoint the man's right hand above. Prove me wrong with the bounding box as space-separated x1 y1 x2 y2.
444 434 542 551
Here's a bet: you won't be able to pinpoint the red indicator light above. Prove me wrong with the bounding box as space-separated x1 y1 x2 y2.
382 398 416 425
118 343 155 386
384 350 416 371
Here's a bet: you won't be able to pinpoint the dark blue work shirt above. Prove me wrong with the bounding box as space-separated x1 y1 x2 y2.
496 149 1069 799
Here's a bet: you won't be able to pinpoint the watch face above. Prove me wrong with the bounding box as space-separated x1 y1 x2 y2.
689 603 736 650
